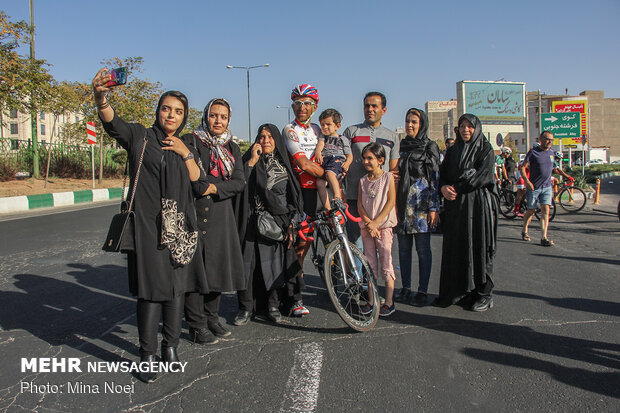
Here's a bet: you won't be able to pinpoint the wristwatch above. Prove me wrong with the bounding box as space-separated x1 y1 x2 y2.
182 152 194 161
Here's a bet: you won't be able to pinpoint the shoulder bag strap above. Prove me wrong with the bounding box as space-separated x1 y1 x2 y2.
126 135 147 211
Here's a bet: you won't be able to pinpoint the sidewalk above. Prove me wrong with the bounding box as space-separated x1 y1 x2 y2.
0 188 125 214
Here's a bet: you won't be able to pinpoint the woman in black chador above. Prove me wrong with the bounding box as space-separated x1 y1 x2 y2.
232 124 304 325
434 113 498 311
183 98 245 343
93 69 205 383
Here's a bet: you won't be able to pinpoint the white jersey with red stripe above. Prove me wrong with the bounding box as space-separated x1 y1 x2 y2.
282 120 322 189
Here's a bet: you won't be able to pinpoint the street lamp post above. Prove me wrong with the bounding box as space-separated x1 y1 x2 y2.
226 63 269 141
276 105 291 124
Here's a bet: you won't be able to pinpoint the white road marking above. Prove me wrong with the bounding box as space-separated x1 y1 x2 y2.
280 341 324 413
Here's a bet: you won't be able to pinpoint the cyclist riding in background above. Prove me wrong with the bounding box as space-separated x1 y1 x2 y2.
494 151 505 181
501 147 517 183
553 151 574 183
514 160 528 216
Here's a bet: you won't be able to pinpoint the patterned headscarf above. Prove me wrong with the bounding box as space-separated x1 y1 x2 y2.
193 98 236 180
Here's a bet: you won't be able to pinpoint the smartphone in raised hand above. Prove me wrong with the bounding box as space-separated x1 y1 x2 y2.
105 67 127 87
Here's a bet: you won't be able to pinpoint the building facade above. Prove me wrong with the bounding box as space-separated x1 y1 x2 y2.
425 100 457 143
0 109 84 147
527 90 620 162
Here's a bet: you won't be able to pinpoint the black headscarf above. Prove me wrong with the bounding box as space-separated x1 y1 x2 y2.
152 90 188 140
235 124 303 240
397 108 440 211
153 91 198 266
400 108 430 153
248 124 302 215
456 113 486 171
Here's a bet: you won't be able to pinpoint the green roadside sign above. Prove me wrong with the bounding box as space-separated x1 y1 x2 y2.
541 112 581 138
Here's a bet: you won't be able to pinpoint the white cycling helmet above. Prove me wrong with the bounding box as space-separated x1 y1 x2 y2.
501 147 512 154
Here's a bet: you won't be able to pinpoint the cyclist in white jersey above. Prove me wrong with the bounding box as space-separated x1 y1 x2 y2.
281 84 324 317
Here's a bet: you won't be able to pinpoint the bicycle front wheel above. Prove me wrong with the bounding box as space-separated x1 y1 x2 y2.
323 240 380 332
557 186 587 212
499 190 517 219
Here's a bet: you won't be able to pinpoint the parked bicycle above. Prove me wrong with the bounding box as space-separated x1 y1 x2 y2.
297 199 380 332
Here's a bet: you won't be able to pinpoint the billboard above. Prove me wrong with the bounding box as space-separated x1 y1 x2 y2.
552 99 588 145
426 100 457 112
461 81 525 124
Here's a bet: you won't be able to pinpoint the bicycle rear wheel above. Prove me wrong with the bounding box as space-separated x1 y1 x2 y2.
323 240 379 332
499 190 517 219
534 199 555 222
557 186 587 212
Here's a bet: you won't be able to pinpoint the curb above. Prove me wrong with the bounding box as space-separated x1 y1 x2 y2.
0 188 127 214
598 171 620 179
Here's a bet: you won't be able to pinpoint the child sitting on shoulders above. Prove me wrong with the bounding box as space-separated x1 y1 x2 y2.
314 109 352 210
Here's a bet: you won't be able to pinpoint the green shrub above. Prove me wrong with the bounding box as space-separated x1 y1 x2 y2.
0 160 18 182
111 150 127 165
237 141 251 153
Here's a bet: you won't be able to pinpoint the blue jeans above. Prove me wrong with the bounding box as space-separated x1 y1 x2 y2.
526 185 553 210
397 232 432 293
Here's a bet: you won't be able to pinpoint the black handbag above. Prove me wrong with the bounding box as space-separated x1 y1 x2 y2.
256 209 285 242
102 136 147 253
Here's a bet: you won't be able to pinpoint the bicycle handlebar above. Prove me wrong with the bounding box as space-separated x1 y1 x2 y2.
297 220 314 242
343 203 361 222
296 201 361 241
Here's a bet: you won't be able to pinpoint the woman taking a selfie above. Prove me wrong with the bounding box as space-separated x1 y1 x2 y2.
233 124 303 325
182 98 246 343
93 68 204 383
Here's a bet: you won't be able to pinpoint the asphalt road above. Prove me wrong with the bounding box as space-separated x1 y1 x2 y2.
0 194 618 412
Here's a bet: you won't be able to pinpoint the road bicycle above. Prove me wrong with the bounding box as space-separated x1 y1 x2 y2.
297 199 380 332
497 180 555 221
554 179 587 212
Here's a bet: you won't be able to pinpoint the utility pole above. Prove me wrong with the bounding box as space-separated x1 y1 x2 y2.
29 0 39 178
99 125 103 184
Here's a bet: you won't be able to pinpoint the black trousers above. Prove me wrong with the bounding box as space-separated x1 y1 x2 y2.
184 291 221 329
137 295 183 356
238 263 279 313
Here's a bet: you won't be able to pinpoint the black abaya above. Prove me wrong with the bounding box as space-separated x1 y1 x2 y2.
234 124 303 312
436 114 498 305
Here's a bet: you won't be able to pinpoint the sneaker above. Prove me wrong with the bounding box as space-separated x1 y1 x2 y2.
394 287 411 303
267 307 283 323
470 295 494 312
208 321 232 337
188 327 218 345
359 303 374 315
290 300 310 317
410 292 428 307
379 303 395 316
233 310 252 326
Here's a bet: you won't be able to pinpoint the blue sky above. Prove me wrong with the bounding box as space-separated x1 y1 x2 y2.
4 0 619 139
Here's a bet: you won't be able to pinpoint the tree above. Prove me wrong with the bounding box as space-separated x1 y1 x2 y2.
0 11 54 123
503 136 519 162
185 107 202 132
67 56 164 145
